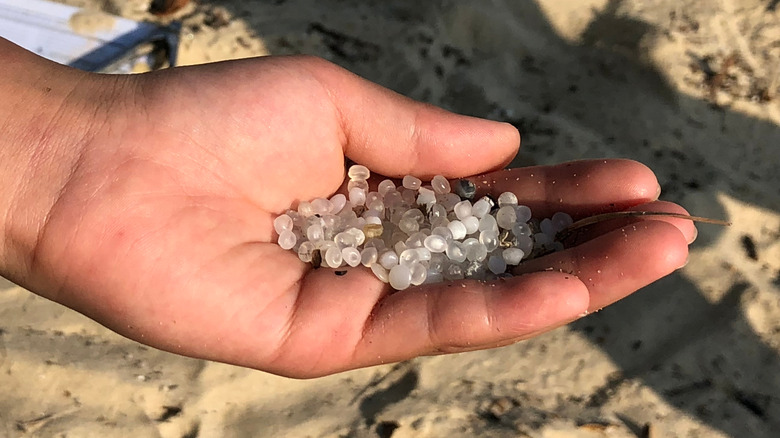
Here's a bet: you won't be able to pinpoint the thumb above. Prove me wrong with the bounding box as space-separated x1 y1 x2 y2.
303 57 520 178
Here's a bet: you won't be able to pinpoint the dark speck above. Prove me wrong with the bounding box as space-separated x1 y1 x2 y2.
335 270 347 276
741 235 758 260
454 179 476 200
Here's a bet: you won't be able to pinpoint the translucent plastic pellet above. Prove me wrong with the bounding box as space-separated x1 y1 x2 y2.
297 241 315 262
273 214 293 234
402 209 425 225
431 175 451 194
278 230 297 250
540 218 555 237
497 192 518 207
432 226 454 242
444 263 465 280
462 215 480 235
405 232 426 248
515 205 532 223
517 235 534 255
410 263 427 285
447 220 467 240
348 179 369 192
438 193 462 211
298 201 313 217
424 234 448 253
488 255 507 274
371 263 389 283
361 247 378 266
378 179 396 196
417 187 436 205
479 230 499 252
311 197 331 215
446 241 467 263
348 164 370 180
551 212 574 232
367 198 385 212
329 194 347 214
364 238 386 251
512 222 532 237
349 187 366 206
425 271 444 284
345 227 366 246
306 223 324 242
534 232 552 247
399 217 420 234
384 190 403 207
379 250 399 269
334 231 358 248
496 205 518 229
478 214 499 234
429 253 445 272
427 203 447 223
502 247 525 265
399 249 421 266
394 241 407 255
416 247 432 262
402 175 422 190
471 198 492 219
463 238 488 262
325 246 343 268
389 264 412 290
342 247 361 267
454 200 473 220
401 188 417 205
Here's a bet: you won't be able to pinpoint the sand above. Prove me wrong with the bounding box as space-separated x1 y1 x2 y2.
2 0 779 436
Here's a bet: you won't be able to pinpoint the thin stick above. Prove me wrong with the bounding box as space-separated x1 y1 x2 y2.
557 211 731 242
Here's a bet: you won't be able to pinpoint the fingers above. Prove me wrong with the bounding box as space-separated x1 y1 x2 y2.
351 271 589 367
469 159 661 218
302 57 520 178
513 220 689 312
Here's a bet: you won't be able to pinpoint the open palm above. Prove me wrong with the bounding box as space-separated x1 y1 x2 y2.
17 56 693 378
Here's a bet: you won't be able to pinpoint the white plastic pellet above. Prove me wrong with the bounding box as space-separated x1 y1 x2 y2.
361 247 378 266
278 230 297 250
297 241 315 262
389 264 412 290
417 187 437 205
502 248 525 265
410 263 427 285
454 200 473 220
462 215 480 235
445 241 467 263
447 220 467 240
402 175 422 190
347 164 370 180
431 175 451 194
496 205 518 229
497 192 518 207
371 263 389 283
378 179 396 196
325 246 343 268
342 247 361 267
471 197 492 218
349 187 366 206
488 255 507 274
273 214 293 234
348 179 369 192
311 197 331 215
424 234 448 253
329 194 347 214
379 250 399 269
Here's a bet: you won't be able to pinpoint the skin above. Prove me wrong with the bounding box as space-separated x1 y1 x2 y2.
0 38 694 378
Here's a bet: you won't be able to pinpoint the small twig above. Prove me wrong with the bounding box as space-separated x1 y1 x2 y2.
556 211 731 242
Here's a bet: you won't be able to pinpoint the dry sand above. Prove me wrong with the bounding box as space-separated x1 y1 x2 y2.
2 0 779 436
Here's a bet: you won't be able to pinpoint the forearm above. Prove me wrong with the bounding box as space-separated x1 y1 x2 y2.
0 38 119 284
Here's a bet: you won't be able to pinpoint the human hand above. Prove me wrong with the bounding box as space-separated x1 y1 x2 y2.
0 42 693 377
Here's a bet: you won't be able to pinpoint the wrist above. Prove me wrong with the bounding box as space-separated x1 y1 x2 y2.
0 38 128 285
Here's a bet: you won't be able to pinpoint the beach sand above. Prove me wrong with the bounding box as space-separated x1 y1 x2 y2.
2 0 779 436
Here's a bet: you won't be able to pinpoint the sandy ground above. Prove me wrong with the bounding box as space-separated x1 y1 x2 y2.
2 0 780 437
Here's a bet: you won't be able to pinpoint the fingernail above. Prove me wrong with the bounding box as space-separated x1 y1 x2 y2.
678 254 689 270
688 226 699 244
654 184 662 200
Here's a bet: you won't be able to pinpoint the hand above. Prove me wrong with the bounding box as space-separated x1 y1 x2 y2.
0 42 693 378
